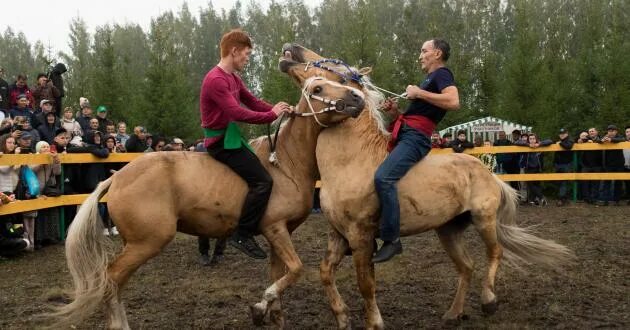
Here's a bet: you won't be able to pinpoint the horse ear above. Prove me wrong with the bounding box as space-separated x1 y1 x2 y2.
358 67 372 76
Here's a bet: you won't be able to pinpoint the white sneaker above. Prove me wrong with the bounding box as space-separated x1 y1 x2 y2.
103 229 110 236
111 227 119 236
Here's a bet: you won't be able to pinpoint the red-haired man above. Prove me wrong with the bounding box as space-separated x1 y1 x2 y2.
200 29 290 259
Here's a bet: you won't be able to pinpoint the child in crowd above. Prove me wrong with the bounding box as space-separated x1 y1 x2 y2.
479 140 497 172
450 129 474 153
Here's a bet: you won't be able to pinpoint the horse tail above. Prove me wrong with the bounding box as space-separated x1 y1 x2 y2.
46 177 116 328
493 175 576 271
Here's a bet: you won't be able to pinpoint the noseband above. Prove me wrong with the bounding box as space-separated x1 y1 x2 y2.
266 76 354 166
293 77 350 128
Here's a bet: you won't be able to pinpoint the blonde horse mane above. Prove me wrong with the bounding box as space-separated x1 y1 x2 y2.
337 72 391 156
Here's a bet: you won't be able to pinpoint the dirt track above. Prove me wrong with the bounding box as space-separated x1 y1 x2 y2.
1 204 628 329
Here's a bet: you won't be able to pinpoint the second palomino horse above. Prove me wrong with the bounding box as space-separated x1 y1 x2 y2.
280 43 575 329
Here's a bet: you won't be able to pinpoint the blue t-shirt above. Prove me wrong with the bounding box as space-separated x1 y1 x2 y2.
403 67 455 124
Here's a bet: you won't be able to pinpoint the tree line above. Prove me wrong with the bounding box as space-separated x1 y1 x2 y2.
1 0 629 141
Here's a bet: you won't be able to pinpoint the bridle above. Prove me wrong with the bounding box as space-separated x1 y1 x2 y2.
266 76 354 165
305 59 363 85
294 76 350 128
304 58 407 99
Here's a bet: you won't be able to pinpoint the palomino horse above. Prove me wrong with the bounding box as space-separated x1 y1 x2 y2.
280 44 575 329
49 77 366 329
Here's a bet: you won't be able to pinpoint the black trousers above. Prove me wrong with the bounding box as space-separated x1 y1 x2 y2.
208 144 273 237
504 160 520 190
198 237 227 256
581 166 602 202
524 167 544 201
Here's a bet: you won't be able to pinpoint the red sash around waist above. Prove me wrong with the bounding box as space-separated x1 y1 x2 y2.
388 114 435 152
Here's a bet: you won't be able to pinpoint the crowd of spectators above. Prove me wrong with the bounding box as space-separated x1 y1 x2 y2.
0 70 196 256
432 125 630 207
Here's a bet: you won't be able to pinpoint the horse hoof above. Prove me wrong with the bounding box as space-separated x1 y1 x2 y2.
250 303 267 326
441 313 467 327
481 298 498 315
337 319 351 330
270 309 285 328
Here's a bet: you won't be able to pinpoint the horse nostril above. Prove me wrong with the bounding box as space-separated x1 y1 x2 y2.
351 90 361 100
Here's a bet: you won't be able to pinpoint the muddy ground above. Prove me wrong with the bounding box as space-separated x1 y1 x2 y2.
1 204 628 329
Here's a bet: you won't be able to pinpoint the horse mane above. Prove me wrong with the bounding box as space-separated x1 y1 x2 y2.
358 74 390 137
251 73 392 159
337 72 391 156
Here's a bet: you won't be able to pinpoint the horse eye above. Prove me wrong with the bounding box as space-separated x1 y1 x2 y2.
313 86 322 94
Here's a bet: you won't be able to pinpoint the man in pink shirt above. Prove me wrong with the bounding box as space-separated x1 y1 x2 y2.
200 29 290 259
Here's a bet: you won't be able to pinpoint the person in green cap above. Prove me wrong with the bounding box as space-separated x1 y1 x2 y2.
199 29 290 259
95 105 112 133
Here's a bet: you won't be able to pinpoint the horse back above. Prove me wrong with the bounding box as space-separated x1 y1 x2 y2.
106 152 247 238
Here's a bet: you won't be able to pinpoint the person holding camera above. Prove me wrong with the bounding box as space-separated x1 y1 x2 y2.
47 63 67 116
32 73 60 112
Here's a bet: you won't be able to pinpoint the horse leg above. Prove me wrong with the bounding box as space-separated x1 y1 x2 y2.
251 225 302 326
471 213 502 315
320 227 351 329
436 220 474 324
349 235 383 330
105 234 175 329
268 246 287 328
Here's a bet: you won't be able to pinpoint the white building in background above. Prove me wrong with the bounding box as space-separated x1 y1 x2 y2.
439 116 532 142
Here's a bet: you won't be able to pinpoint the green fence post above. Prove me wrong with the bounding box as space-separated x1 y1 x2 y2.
59 166 65 241
572 152 578 203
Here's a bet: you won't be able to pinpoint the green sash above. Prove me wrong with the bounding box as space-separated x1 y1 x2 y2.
203 122 253 153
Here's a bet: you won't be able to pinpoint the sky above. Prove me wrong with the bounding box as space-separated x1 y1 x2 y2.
0 0 273 56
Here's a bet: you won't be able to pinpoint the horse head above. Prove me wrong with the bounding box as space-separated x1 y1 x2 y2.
295 76 366 125
279 43 371 91
280 43 389 133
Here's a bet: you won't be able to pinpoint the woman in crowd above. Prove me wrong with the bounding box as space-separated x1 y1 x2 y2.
516 133 547 206
104 135 125 175
61 107 83 138
145 136 166 152
31 141 61 246
0 135 19 193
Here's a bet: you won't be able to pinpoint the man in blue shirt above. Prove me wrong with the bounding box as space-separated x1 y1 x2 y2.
373 39 460 263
